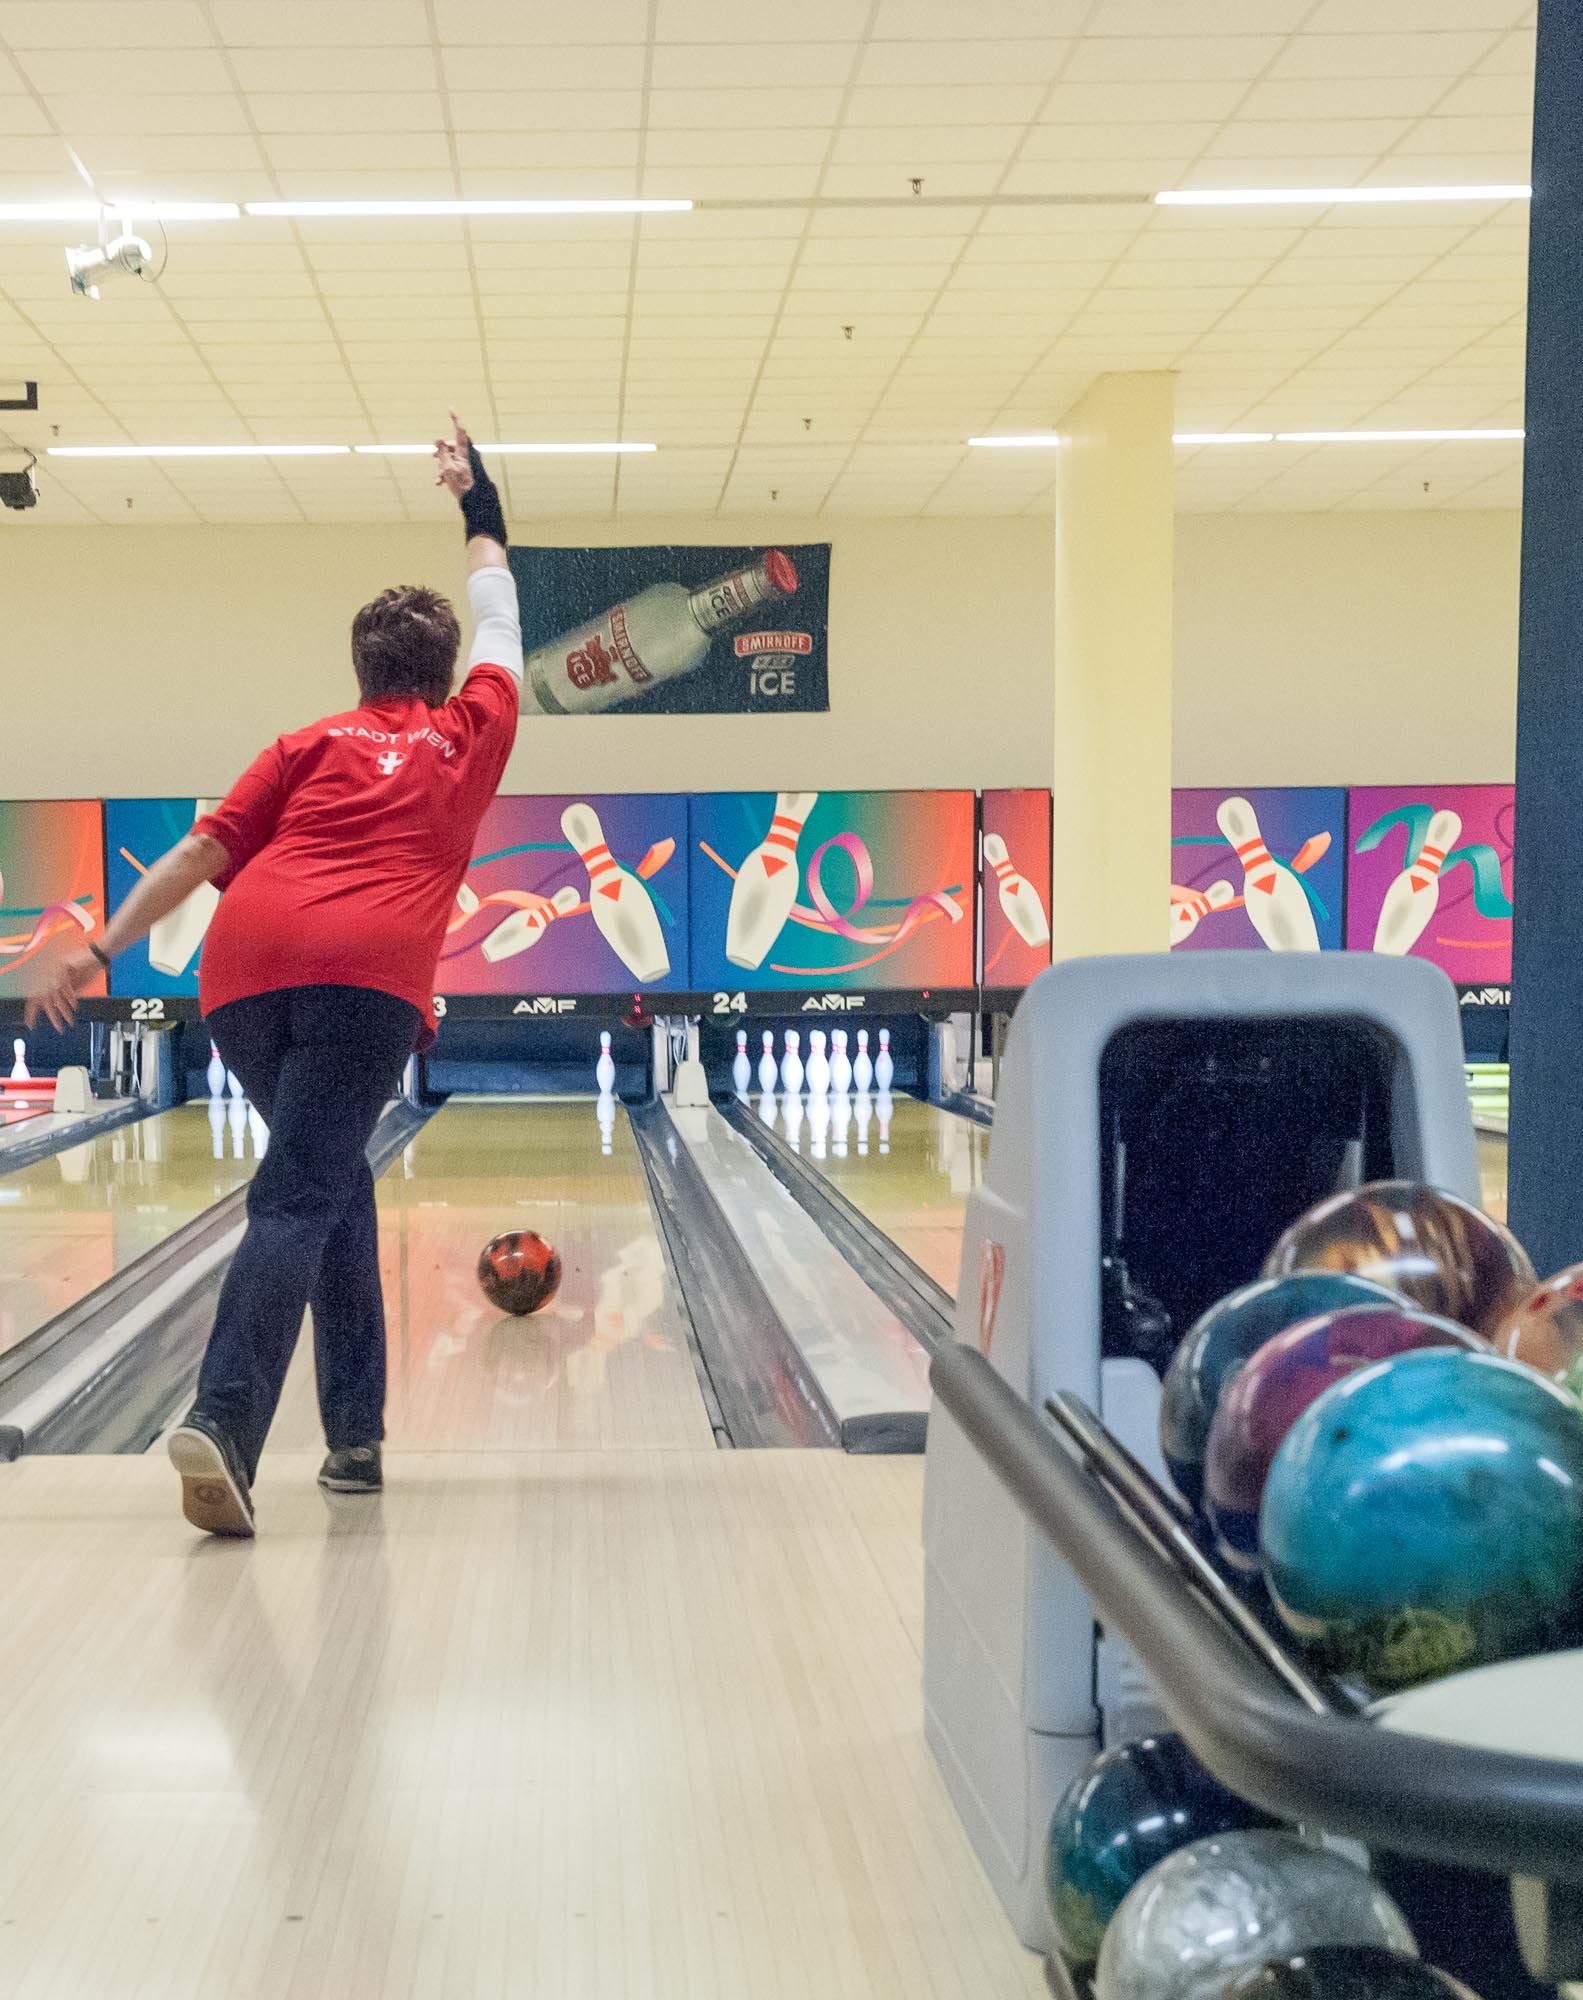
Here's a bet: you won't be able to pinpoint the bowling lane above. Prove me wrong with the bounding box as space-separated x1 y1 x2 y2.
761 1092 987 1295
269 1098 716 1454
1479 1131 1508 1223
0 1102 263 1361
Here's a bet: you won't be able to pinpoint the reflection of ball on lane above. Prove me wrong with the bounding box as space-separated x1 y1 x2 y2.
477 1230 562 1315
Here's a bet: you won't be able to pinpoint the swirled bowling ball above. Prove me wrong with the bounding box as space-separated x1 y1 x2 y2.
1263 1182 1535 1340
1044 1733 1274 1977
1261 1348 1583 1691
1095 1831 1415 2000
1202 1306 1485 1578
477 1230 562 1315
1493 1262 1583 1406
1159 1273 1405 1508
1210 1947 1482 1997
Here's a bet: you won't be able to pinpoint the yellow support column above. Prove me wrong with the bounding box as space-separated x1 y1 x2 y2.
1052 371 1175 957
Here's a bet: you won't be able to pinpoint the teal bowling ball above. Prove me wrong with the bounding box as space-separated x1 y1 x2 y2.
1159 1273 1403 1508
1261 1348 1583 1690
1044 1733 1274 1976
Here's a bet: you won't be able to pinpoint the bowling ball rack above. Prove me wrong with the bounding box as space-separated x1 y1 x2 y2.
929 1340 1583 1995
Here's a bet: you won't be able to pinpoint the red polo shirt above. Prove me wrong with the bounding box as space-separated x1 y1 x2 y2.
196 663 517 1043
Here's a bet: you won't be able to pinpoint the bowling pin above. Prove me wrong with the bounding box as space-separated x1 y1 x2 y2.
148 797 223 976
808 1092 830 1161
830 1029 852 1095
226 1069 245 1101
1170 879 1235 949
207 1095 226 1160
983 832 1051 948
227 1095 247 1158
758 1030 778 1094
853 1028 873 1093
781 1030 804 1094
874 1028 894 1091
247 1105 269 1158
595 1030 616 1093
596 1090 616 1156
805 1029 830 1097
725 791 818 970
855 1088 872 1156
10 1038 28 1081
731 1029 752 1097
1216 796 1320 953
1373 810 1463 957
206 1041 226 1100
455 882 479 917
782 1091 804 1151
562 802 669 982
876 1088 892 1154
481 885 579 963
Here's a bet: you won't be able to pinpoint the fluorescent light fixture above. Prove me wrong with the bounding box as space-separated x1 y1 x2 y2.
967 433 1063 448
1173 432 1275 446
48 443 350 458
246 198 691 218
1275 428 1524 444
354 441 656 455
1157 183 1529 208
0 199 240 221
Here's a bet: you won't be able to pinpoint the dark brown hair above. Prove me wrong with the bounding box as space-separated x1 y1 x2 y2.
351 584 460 706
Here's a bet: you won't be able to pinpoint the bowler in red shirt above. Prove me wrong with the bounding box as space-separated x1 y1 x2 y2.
30 418 518 1537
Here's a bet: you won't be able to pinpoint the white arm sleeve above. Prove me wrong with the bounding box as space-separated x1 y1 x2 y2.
466 564 523 682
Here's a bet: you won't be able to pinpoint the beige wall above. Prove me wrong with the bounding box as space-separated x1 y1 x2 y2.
0 515 1054 800
0 506 1520 801
1174 510 1521 788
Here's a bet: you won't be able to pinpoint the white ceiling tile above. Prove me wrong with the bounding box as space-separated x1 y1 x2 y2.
249 91 447 133
655 0 867 38
645 129 831 168
209 0 431 45
16 48 233 92
1086 0 1314 30
872 0 1094 37
646 86 846 128
228 46 439 91
1303 0 1531 28
1040 78 1250 123
649 42 854 87
855 40 1074 87
440 46 649 91
0 1 209 47
45 92 249 134
433 0 650 42
263 132 455 171
1065 36 1283 82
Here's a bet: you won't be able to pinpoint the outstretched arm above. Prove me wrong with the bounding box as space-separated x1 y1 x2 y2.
435 414 521 680
435 412 507 573
26 831 229 1030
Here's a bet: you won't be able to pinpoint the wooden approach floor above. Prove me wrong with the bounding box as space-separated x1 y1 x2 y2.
0 1448 1045 2000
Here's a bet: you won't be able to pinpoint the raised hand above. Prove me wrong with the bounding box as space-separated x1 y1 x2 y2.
434 411 474 498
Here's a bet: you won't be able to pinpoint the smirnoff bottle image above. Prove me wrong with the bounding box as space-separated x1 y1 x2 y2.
521 550 799 715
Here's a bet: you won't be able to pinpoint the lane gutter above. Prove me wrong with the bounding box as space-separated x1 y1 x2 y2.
0 1101 430 1459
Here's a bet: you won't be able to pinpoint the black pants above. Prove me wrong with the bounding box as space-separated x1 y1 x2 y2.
195 985 419 1483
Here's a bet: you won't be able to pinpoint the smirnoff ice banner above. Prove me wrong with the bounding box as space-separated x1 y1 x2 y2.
508 543 831 717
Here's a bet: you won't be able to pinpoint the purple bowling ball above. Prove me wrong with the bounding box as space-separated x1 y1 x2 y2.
1203 1306 1486 1578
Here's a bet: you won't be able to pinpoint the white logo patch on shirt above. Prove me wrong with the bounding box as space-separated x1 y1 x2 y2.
377 750 404 776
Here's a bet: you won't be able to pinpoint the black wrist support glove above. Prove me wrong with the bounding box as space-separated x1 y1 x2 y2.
460 438 508 548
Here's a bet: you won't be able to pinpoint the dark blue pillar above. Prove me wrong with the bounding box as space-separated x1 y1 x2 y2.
1508 0 1583 1274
